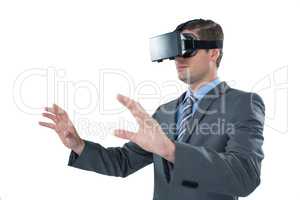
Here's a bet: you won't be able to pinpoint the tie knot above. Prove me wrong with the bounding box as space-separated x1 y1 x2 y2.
184 93 196 105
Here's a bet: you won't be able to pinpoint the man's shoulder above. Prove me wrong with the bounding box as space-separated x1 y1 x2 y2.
225 86 264 107
152 83 265 117
221 86 265 122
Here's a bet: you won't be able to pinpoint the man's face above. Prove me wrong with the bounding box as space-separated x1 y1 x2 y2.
175 29 218 85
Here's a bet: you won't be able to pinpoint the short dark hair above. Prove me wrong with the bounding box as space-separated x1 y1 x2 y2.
174 18 224 68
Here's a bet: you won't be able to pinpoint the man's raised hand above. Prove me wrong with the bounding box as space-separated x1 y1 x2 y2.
38 104 85 155
114 94 175 162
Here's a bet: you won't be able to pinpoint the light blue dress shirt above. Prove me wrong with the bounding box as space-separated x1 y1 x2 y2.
175 78 221 132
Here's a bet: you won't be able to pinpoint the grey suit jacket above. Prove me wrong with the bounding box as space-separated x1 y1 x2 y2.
68 81 265 200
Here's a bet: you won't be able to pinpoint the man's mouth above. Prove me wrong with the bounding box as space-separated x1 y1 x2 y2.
177 65 188 70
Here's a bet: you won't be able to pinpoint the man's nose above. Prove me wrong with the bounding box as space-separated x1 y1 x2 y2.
175 56 185 62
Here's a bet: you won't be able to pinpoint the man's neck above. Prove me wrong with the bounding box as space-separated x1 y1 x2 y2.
189 76 218 93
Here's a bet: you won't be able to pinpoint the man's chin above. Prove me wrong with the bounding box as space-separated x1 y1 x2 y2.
178 74 192 84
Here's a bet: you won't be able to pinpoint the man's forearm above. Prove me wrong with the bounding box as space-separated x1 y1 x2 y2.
68 140 153 177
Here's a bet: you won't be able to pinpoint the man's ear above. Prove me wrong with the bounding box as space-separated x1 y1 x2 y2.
208 49 220 62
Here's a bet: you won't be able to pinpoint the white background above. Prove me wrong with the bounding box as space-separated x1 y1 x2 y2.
0 0 298 199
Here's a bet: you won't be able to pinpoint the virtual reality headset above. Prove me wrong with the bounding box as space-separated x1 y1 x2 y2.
149 31 223 62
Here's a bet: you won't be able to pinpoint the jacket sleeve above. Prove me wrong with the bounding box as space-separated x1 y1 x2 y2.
67 108 160 177
171 92 265 197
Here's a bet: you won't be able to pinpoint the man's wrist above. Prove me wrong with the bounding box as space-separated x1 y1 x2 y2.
72 140 85 155
163 139 175 163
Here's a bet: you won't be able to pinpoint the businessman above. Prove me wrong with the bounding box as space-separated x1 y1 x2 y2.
39 19 265 200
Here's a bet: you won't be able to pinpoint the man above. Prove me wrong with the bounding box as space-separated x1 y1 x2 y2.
39 19 265 200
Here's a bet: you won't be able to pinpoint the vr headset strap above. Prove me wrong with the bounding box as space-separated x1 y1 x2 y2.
185 39 223 49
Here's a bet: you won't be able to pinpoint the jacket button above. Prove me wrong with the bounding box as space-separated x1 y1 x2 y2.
181 180 199 188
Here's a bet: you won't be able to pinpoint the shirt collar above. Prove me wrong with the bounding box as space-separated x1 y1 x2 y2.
184 77 221 101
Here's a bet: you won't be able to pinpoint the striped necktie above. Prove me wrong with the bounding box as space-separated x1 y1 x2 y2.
165 93 197 178
176 94 196 141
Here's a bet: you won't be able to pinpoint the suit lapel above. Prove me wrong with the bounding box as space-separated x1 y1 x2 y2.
157 91 186 140
179 81 230 143
153 93 186 183
154 81 230 183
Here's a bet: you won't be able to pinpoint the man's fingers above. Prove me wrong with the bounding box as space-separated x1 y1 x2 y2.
42 113 57 123
53 104 69 121
38 121 56 130
44 104 68 121
45 106 55 114
117 94 135 109
116 94 149 122
114 129 136 141
53 104 65 115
